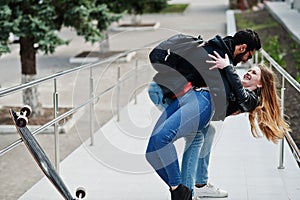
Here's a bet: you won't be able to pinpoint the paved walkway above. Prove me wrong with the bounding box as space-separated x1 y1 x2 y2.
19 89 300 200
0 1 228 199
1 0 300 199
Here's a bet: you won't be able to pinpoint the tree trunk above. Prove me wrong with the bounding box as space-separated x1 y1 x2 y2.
131 14 142 25
20 37 36 75
99 31 109 53
19 37 42 117
22 74 42 116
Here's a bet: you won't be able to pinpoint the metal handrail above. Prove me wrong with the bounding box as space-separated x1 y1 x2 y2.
0 50 137 98
0 46 152 158
0 83 116 156
0 64 144 157
260 49 300 92
0 38 162 160
1 43 299 169
256 49 300 166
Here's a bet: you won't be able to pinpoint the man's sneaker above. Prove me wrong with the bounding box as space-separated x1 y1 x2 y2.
194 183 228 198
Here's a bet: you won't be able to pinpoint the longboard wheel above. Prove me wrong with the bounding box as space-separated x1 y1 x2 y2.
20 105 32 117
16 115 28 127
75 187 86 199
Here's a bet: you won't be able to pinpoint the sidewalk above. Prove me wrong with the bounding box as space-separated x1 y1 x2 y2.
0 1 229 199
1 0 300 199
18 1 300 200
18 89 300 200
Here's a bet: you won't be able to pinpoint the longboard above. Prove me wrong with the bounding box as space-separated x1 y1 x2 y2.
10 107 86 200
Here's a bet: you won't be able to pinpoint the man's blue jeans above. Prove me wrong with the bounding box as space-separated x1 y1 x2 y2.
146 82 215 189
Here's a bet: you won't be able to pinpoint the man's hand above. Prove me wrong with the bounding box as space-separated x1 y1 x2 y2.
231 110 241 116
206 51 230 70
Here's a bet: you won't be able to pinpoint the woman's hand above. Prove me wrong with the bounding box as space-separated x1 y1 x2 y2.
206 51 230 70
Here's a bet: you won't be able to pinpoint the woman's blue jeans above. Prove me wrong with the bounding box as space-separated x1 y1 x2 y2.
182 124 215 189
146 82 214 188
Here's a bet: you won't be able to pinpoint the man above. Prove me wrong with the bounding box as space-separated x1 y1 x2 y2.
147 29 261 199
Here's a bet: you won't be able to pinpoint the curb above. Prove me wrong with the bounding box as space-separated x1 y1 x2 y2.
226 10 238 36
69 51 137 64
109 22 160 32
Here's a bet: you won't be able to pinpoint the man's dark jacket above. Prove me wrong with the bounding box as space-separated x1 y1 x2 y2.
152 35 259 118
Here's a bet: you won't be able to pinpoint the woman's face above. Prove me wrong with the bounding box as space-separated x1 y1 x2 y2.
242 66 262 91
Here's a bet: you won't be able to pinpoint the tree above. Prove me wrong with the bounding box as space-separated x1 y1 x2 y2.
102 0 168 24
0 0 120 116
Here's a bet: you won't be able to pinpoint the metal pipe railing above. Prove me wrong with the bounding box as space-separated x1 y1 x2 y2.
117 66 121 122
53 78 60 172
260 49 300 92
89 67 95 146
0 47 145 157
1 43 299 171
0 80 111 156
256 49 300 167
0 50 137 98
278 76 286 169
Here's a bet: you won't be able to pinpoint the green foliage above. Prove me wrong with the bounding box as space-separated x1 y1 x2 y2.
0 0 121 56
0 42 10 54
290 41 300 82
235 14 256 29
91 3 122 33
102 0 168 15
158 3 188 13
263 36 286 68
0 5 14 45
144 0 169 13
236 11 300 83
235 12 278 31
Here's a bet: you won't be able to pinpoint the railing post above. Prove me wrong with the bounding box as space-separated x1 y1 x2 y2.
53 78 60 173
89 68 94 146
290 0 294 9
260 52 264 65
134 59 138 104
255 51 258 65
278 76 286 169
117 66 121 121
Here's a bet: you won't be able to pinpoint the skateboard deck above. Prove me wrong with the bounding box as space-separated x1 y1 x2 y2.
10 108 85 200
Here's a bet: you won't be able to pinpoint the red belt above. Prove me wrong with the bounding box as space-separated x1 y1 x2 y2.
172 82 193 99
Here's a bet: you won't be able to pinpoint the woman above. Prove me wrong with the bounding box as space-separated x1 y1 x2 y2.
207 52 290 143
146 51 290 200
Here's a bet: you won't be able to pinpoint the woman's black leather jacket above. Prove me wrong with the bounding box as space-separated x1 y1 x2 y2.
221 65 260 116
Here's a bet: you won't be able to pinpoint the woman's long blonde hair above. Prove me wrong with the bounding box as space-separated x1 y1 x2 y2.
248 64 290 143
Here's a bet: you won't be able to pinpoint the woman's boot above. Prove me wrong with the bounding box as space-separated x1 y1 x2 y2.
170 184 192 200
